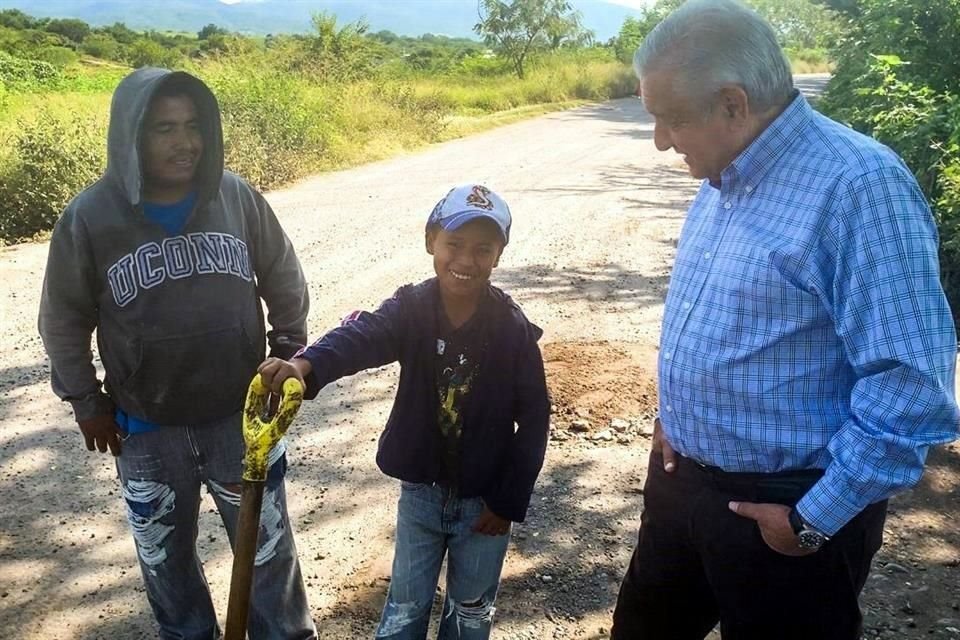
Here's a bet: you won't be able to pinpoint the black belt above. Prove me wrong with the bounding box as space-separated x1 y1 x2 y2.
678 454 825 502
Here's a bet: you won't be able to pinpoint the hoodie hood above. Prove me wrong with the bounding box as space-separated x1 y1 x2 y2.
107 67 224 207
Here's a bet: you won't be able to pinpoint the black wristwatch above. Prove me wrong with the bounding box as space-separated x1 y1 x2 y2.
788 507 830 551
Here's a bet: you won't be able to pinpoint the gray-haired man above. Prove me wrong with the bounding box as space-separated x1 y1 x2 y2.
612 1 958 638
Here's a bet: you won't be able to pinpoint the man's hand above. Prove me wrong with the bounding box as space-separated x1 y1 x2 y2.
78 414 123 456
728 501 814 556
472 504 511 536
258 357 311 394
652 416 677 473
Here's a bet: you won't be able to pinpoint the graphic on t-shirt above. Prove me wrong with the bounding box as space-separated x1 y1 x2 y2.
439 351 475 440
436 332 481 485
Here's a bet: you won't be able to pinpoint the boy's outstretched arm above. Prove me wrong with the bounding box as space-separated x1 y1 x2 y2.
484 331 551 523
263 287 409 400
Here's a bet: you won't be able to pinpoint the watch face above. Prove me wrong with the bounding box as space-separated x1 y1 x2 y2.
798 530 826 550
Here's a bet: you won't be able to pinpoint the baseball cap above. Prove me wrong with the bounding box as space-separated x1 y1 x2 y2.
426 184 512 246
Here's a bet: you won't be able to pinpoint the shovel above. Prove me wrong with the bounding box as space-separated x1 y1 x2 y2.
224 373 304 640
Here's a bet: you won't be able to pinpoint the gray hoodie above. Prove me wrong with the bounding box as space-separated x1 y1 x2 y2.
38 67 309 426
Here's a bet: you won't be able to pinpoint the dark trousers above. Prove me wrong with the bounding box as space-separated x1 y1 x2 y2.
611 450 887 640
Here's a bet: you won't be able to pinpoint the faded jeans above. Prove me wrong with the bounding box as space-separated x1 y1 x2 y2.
115 412 316 640
375 482 511 640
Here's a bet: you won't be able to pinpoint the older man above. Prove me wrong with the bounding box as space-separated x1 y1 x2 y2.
612 1 959 638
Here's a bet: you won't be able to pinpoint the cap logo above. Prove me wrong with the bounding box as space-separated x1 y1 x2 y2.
465 185 494 211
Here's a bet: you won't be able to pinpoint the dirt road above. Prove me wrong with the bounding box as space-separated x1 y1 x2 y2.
1 75 958 639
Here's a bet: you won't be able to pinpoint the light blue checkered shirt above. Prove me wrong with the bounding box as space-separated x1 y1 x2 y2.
658 93 959 535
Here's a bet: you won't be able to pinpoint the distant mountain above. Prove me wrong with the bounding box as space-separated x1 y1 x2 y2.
0 0 643 40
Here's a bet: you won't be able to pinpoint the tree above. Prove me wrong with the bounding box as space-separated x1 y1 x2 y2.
545 6 593 49
102 22 138 45
198 23 228 40
474 0 590 79
45 18 91 45
373 29 399 45
0 9 41 30
749 0 841 50
81 33 121 60
126 37 182 68
613 0 839 64
613 16 646 63
610 0 682 63
277 13 380 82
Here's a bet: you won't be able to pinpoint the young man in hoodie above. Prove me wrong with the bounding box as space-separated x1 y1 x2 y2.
259 184 551 640
38 68 316 639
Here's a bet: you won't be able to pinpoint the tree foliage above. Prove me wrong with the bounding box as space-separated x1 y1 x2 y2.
611 0 681 63
474 0 594 78
611 0 838 63
0 9 43 30
272 13 385 81
45 18 91 45
198 23 229 40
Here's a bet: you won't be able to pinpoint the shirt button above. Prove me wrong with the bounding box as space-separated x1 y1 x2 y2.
666 405 673 413
683 301 691 310
723 201 732 210
664 351 672 360
745 185 753 193
704 251 711 259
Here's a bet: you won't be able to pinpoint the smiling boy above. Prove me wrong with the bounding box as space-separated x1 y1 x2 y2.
259 183 550 640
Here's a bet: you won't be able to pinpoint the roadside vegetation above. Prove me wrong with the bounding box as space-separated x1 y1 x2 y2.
2 0 834 243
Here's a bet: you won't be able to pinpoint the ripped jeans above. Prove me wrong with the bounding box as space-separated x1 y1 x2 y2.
115 412 316 640
375 482 510 640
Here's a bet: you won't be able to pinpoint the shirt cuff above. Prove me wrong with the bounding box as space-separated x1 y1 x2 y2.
268 336 304 360
68 391 115 423
794 472 864 537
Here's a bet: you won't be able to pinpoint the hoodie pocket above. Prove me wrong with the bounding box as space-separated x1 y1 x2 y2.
118 324 258 425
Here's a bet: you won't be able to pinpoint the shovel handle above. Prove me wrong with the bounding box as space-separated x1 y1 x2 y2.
224 482 265 640
224 374 304 640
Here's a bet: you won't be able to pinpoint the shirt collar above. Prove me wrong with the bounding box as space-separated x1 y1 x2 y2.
718 90 812 193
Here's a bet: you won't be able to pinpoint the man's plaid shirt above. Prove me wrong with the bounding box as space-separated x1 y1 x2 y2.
658 93 959 535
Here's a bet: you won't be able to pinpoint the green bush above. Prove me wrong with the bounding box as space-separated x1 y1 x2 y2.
0 50 60 87
81 33 121 60
456 53 511 77
0 109 105 241
939 160 960 305
126 38 181 68
57 65 127 93
374 83 451 142
32 45 78 68
208 67 330 189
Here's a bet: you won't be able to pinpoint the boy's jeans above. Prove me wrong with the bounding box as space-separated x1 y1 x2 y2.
376 482 511 640
115 412 316 640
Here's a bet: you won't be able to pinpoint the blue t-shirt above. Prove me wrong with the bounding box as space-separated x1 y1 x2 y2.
143 191 197 236
116 191 198 433
115 409 159 434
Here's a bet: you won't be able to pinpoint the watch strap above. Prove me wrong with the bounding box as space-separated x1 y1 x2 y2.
788 507 804 535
